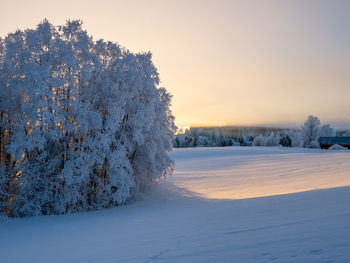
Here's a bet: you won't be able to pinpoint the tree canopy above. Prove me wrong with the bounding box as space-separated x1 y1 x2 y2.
0 19 176 217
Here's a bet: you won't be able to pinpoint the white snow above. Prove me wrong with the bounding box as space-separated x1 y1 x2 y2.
329 144 348 150
171 146 350 199
1 146 350 262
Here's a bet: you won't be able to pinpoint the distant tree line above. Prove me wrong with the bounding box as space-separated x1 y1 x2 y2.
174 116 348 149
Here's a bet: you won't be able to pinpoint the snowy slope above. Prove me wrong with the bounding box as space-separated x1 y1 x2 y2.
1 147 350 263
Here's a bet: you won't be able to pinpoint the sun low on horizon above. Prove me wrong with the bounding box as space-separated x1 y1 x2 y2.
1 0 350 129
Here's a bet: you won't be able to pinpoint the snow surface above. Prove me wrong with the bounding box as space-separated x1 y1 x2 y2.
1 146 350 262
329 144 348 150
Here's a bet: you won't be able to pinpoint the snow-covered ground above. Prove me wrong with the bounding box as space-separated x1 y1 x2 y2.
1 146 350 262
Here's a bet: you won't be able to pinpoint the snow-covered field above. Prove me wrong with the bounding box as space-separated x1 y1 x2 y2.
1 147 350 262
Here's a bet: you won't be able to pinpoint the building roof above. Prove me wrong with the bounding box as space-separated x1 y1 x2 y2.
318 137 350 145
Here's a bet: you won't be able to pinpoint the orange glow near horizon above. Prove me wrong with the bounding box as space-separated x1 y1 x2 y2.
1 0 350 128
172 151 350 200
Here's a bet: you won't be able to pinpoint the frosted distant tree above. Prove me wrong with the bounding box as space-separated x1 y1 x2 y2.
253 134 265 146
196 136 209 147
253 132 280 147
212 128 221 146
301 115 321 148
0 20 175 217
320 124 335 137
291 132 303 147
335 130 350 137
263 132 280 146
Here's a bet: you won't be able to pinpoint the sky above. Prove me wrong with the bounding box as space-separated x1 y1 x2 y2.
1 0 350 129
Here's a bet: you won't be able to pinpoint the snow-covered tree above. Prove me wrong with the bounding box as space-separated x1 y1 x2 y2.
263 132 280 146
0 20 175 217
320 124 335 137
253 134 265 146
301 115 321 148
291 132 303 148
253 132 280 147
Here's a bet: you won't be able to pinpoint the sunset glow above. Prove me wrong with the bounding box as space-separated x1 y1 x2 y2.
1 0 349 128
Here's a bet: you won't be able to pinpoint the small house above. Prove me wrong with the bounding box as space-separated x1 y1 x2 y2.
318 137 350 149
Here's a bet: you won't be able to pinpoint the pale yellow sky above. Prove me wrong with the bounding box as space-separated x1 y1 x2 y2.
1 0 350 128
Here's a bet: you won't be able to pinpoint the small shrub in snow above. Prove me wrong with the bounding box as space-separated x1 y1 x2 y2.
279 134 292 147
0 20 175 217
